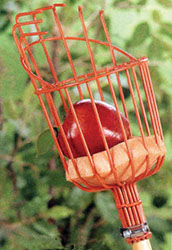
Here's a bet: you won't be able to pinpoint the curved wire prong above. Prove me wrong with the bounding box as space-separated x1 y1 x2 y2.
99 9 104 16
53 3 66 8
78 5 82 12
19 31 49 44
99 9 117 66
16 9 43 23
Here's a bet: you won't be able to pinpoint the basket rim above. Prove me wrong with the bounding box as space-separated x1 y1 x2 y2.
20 54 148 95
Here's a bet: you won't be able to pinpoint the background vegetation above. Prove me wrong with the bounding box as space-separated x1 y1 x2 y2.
0 0 172 249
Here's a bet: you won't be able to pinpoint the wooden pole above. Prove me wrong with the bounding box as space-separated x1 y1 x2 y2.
133 239 152 250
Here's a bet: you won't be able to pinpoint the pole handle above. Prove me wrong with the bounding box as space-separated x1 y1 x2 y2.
133 239 152 250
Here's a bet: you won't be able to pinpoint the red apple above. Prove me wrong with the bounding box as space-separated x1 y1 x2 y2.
57 99 130 158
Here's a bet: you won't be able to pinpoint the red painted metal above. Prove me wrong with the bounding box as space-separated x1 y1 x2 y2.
12 4 165 244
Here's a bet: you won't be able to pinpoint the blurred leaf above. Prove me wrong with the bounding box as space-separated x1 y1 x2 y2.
20 172 37 201
0 171 14 216
152 10 161 23
157 0 172 8
160 22 172 38
148 206 172 220
148 38 164 59
0 10 10 31
18 142 34 152
128 22 150 47
149 66 163 84
0 34 28 100
138 0 147 5
20 195 49 217
149 216 170 240
47 169 71 187
2 100 18 119
163 232 172 250
68 187 93 210
36 128 54 156
95 192 117 225
78 210 95 248
12 226 63 250
22 83 35 106
45 206 74 220
0 128 14 155
32 220 59 237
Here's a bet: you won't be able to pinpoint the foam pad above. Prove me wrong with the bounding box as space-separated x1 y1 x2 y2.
66 135 166 186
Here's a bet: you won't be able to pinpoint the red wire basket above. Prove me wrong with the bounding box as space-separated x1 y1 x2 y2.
12 3 166 248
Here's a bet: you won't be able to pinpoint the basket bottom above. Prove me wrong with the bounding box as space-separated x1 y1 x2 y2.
65 135 166 187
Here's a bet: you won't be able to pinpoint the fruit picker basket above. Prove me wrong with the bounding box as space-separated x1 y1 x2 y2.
12 3 166 250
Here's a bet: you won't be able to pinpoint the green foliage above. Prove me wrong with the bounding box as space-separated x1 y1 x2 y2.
36 129 55 156
95 192 117 225
45 206 74 220
160 23 172 38
157 0 172 8
152 10 161 23
127 22 150 47
0 0 172 249
7 225 63 250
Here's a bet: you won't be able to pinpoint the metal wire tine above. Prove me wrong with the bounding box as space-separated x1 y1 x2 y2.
15 3 66 24
32 59 143 95
64 88 110 189
12 20 43 57
139 63 161 144
112 187 131 228
99 10 117 66
126 184 141 225
16 17 62 129
116 186 132 227
84 79 120 186
13 19 43 29
100 10 136 62
19 31 49 42
36 3 66 12
146 155 165 178
78 6 105 101
133 155 150 183
106 73 136 182
38 95 68 170
51 112 94 190
99 10 130 122
16 9 43 23
72 180 107 193
36 91 94 191
131 66 151 136
13 22 45 95
33 14 58 82
125 68 145 140
52 5 83 99
20 58 54 89
20 44 42 81
122 187 136 226
28 14 65 126
106 74 132 185
130 184 145 223
53 3 66 8
142 64 161 138
32 13 68 113
16 20 47 86
144 63 164 141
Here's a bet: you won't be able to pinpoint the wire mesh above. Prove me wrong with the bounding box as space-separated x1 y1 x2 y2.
12 3 166 244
